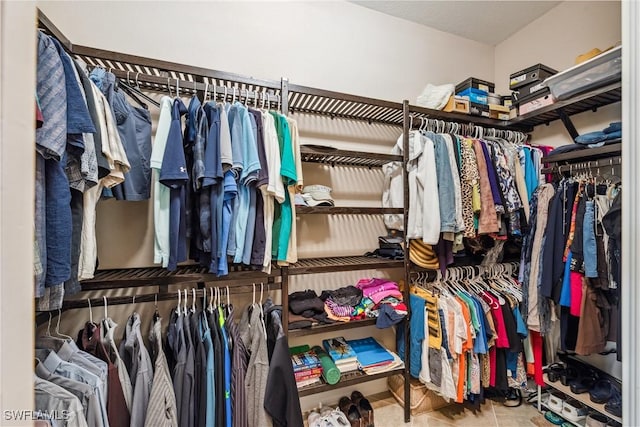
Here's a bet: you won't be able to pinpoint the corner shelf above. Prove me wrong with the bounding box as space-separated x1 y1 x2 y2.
288 318 378 337
509 82 621 129
297 367 404 397
288 256 404 275
543 374 622 424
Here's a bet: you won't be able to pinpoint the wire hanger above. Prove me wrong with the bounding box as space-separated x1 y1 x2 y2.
55 309 74 341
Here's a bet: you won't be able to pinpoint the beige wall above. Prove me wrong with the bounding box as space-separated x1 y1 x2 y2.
35 0 497 410
28 0 624 413
0 2 36 426
495 1 622 147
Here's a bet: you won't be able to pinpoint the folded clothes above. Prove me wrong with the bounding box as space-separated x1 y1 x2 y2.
289 289 325 315
376 304 406 328
288 312 314 330
325 297 353 318
575 121 622 147
328 285 363 307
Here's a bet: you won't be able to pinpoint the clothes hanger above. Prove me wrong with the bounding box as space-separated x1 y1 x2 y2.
183 289 188 315
167 77 173 98
191 288 196 314
177 289 182 316
54 309 74 341
153 294 160 322
88 298 93 324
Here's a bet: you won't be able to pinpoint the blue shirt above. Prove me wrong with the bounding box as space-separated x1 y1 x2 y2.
160 99 188 271
559 250 573 307
218 170 238 276
200 313 215 427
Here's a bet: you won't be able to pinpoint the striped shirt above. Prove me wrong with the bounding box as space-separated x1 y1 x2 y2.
144 317 178 427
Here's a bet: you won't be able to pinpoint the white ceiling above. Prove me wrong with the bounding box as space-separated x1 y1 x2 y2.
350 1 562 45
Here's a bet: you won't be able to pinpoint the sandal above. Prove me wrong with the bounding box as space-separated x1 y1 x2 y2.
544 410 567 425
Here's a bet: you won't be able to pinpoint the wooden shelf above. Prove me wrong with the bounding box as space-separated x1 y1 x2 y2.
288 256 404 275
409 104 528 132
300 145 401 168
542 142 621 164
296 206 402 215
79 265 277 290
297 367 404 397
543 374 622 424
509 81 621 129
288 318 378 337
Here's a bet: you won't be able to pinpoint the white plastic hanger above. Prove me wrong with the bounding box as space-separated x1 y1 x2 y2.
88 299 93 324
191 288 196 313
167 77 173 98
183 289 188 315
177 290 182 316
176 78 180 98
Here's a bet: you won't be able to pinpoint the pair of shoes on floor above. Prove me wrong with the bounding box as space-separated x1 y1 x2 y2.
547 391 589 423
338 391 374 427
503 388 523 407
308 406 350 427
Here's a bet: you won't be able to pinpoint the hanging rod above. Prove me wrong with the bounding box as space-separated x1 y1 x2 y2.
407 113 529 143
410 261 520 281
108 69 281 106
541 156 622 175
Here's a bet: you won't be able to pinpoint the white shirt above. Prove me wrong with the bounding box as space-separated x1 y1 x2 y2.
150 96 174 267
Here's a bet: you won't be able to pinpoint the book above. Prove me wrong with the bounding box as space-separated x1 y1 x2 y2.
347 337 394 368
295 367 323 381
291 349 322 373
296 377 322 389
335 360 360 373
322 336 358 363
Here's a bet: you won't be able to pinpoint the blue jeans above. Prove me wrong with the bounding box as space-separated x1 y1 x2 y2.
583 201 598 277
427 132 457 232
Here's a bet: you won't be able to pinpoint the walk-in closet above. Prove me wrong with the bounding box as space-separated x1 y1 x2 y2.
0 1 638 427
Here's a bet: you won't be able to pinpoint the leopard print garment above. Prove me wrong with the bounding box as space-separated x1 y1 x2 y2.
460 138 479 238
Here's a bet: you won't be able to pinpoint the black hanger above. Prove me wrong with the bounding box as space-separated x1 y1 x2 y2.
118 79 159 108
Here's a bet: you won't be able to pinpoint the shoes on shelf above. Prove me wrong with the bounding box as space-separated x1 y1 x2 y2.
604 386 622 418
585 412 609 427
569 370 599 394
351 391 374 427
339 396 363 427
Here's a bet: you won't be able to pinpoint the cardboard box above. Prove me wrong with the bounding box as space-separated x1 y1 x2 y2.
518 92 555 115
443 95 470 113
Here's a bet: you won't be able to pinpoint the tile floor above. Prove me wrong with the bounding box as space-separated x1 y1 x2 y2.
306 391 545 427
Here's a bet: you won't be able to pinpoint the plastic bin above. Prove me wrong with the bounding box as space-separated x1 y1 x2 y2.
543 46 621 100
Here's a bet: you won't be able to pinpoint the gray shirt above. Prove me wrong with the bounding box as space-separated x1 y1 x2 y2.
36 362 103 427
35 348 109 427
239 304 271 427
34 375 88 427
144 317 178 427
119 313 153 427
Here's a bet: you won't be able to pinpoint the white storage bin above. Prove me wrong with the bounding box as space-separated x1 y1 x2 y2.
543 46 621 100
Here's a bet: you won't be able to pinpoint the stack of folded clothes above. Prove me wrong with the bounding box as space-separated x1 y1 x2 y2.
287 280 407 330
320 285 365 322
288 289 333 330
356 278 408 328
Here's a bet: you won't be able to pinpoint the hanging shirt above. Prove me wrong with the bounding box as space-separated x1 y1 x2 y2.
201 103 223 273
34 375 89 427
77 322 130 427
150 96 174 268
248 109 269 268
144 316 178 427
282 117 303 264
119 313 153 427
199 313 215 427
260 111 284 274
160 99 189 271
101 318 133 413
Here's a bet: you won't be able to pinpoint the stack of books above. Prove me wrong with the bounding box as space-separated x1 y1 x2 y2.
347 337 403 375
322 336 360 374
290 346 323 389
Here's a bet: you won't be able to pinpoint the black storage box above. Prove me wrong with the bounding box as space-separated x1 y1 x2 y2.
509 63 557 90
513 86 551 106
513 80 547 99
469 102 490 118
456 77 495 95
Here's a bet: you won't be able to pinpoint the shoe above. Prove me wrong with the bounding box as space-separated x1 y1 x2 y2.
569 371 599 394
351 391 374 427
339 396 362 427
545 410 567 425
604 386 622 418
561 398 589 422
329 409 351 427
589 379 615 404
503 388 522 407
544 363 565 383
561 365 580 387
308 410 322 427
585 413 609 427
547 390 565 413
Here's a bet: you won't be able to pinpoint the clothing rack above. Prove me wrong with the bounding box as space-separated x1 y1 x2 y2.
410 261 521 283
407 113 529 145
541 155 622 175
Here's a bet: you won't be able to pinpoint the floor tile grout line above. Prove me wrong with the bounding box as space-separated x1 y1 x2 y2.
491 400 500 427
